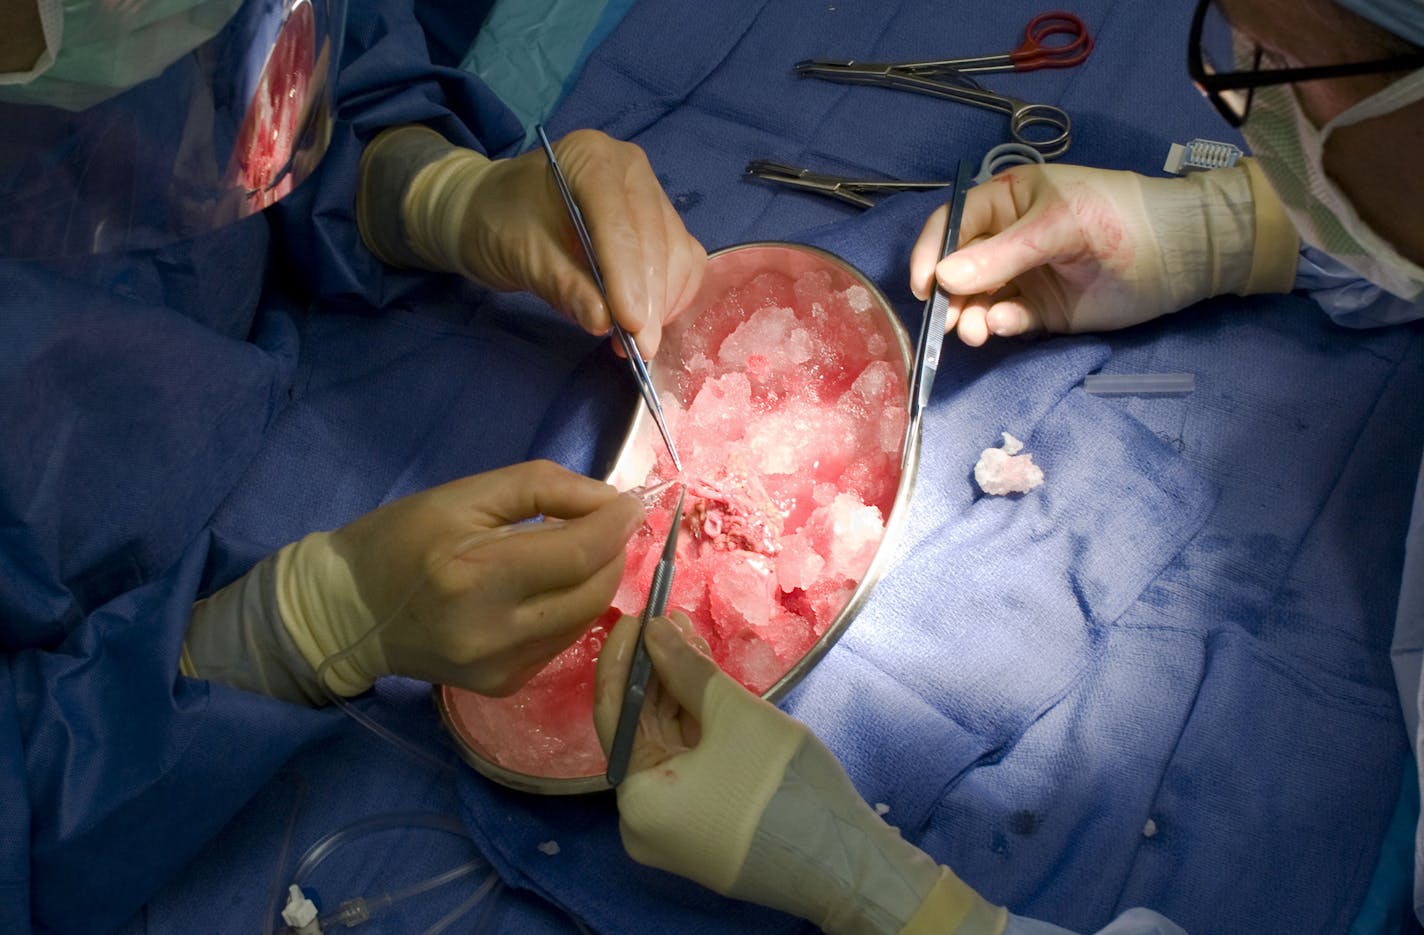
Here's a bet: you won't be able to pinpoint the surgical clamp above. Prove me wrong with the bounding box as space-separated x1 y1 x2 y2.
813 11 1092 76
744 159 952 209
745 142 1044 209
794 63 1072 159
793 12 1091 160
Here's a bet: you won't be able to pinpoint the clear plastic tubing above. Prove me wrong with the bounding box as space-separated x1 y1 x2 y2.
281 811 500 934
1082 372 1195 397
291 812 476 885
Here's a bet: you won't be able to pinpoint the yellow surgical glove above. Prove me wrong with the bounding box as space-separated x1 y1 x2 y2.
594 613 1007 935
909 159 1299 346
183 461 643 704
355 124 706 359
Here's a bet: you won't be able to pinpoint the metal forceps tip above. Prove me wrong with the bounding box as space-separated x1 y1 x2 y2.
535 125 683 472
908 160 974 425
605 485 686 787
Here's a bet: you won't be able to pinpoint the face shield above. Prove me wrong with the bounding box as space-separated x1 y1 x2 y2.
0 0 346 259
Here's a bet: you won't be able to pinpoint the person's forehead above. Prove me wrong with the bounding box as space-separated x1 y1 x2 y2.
1219 0 1405 53
1218 0 1319 38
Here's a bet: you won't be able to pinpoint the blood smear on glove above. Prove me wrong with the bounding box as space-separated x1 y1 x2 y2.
448 265 907 779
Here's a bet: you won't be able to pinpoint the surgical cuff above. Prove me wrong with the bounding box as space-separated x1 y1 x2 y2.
1174 166 1255 300
1240 157 1300 295
356 125 465 269
1141 163 1294 306
276 531 385 698
899 868 1007 935
184 551 329 706
400 147 494 278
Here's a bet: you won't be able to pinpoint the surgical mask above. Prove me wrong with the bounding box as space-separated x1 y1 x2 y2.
1239 37 1424 302
0 0 244 111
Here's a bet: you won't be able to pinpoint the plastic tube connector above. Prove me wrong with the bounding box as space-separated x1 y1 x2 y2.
282 885 321 934
1163 139 1243 175
1082 372 1195 397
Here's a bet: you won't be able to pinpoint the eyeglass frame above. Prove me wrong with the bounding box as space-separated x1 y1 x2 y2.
1187 0 1424 126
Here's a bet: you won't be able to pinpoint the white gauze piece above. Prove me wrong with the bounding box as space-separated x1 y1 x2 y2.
974 432 1045 496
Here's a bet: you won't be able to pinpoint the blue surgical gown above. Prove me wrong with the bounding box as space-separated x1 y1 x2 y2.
0 0 525 928
1 0 1418 930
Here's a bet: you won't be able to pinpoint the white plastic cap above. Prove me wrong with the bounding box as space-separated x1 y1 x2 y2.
282 884 319 929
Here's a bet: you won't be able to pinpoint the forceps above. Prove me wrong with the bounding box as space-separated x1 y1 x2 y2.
908 160 973 428
535 125 683 472
794 12 1092 159
606 485 685 787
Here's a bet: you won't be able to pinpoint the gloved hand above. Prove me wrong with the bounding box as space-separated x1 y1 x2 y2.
909 160 1300 346
183 461 644 704
356 124 707 359
593 612 1007 935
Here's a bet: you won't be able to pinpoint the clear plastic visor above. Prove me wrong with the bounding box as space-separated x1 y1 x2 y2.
0 0 345 259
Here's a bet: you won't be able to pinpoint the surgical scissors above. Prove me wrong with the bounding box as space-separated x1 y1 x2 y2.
794 12 1092 159
605 484 685 787
535 125 683 472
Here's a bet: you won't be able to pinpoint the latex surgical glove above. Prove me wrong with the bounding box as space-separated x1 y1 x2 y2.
909 160 1300 346
593 612 1007 935
182 461 644 705
356 124 706 359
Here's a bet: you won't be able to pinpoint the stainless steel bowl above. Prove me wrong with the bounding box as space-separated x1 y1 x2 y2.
437 241 922 794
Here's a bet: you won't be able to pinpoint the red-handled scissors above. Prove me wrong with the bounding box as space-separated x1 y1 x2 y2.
795 12 1091 158
953 11 1094 72
796 11 1093 77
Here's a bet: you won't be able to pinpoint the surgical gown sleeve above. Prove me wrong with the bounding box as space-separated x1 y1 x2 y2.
0 0 526 929
0 261 337 934
1294 244 1424 328
1291 241 1424 926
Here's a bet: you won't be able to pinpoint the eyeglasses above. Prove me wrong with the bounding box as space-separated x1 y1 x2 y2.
1188 0 1424 126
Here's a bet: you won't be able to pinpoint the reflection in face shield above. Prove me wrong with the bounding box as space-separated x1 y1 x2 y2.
231 0 318 210
0 0 346 259
0 0 246 112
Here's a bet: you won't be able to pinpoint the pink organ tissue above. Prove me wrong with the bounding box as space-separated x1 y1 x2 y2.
447 263 908 780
